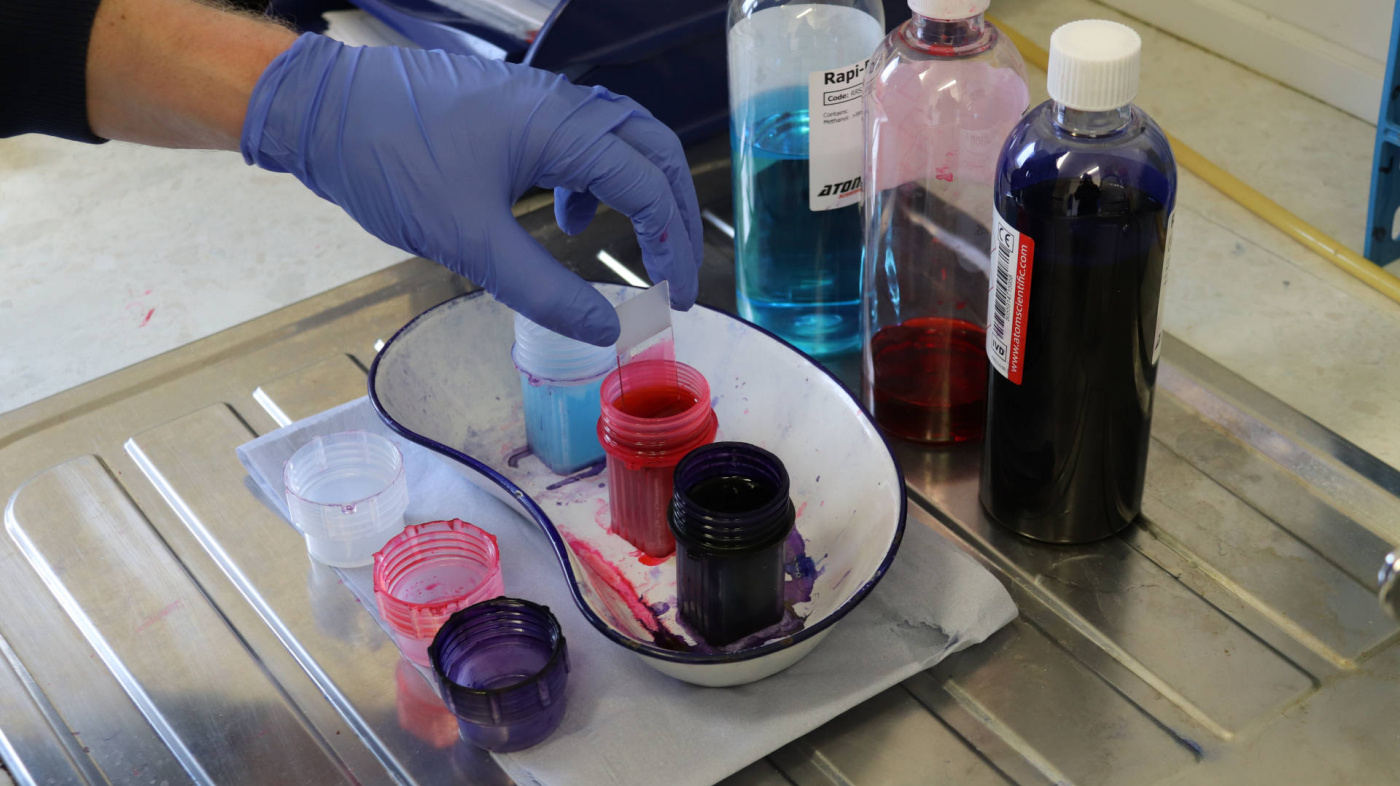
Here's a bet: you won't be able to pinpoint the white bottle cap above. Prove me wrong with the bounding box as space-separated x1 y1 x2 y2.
1046 19 1141 112
907 0 990 20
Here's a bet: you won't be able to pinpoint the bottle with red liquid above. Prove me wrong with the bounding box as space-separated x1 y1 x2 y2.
597 360 718 558
861 0 1029 443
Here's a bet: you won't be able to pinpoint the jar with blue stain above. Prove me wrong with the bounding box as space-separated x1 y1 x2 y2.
512 314 616 475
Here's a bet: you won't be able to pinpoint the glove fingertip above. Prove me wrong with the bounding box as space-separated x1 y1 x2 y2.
536 279 621 347
670 279 698 311
581 310 622 347
554 188 599 236
563 292 621 346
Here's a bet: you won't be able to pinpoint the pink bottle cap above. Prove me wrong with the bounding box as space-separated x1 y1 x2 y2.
373 519 505 667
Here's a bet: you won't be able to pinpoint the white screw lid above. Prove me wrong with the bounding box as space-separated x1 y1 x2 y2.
1047 19 1141 112
908 0 989 20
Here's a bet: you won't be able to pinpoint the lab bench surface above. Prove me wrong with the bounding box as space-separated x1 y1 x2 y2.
1 142 1398 786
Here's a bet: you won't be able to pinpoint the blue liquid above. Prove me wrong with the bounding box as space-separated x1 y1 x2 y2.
519 374 606 475
733 100 864 357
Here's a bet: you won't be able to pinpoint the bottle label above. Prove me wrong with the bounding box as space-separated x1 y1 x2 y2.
1151 212 1175 364
807 58 868 211
987 205 1035 384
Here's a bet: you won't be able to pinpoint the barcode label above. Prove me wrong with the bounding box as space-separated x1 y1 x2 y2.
987 206 1034 384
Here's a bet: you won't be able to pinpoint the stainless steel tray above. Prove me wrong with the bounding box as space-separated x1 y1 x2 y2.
2 140 1397 785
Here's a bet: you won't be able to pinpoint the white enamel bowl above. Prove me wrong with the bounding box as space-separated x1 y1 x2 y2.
369 284 905 686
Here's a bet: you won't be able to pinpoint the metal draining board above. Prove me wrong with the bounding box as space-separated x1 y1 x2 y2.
2 141 1397 785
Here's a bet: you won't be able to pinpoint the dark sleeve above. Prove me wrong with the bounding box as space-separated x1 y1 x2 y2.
0 0 107 143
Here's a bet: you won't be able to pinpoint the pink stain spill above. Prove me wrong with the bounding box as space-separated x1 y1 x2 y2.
593 499 610 531
562 535 660 631
133 600 183 634
632 550 668 567
138 308 154 328
796 501 808 519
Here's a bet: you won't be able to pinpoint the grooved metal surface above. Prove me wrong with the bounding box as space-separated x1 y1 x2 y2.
2 142 1398 784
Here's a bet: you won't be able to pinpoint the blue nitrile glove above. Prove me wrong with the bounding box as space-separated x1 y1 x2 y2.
241 34 703 346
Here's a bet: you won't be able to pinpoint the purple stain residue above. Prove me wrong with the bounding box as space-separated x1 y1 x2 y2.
717 608 807 653
544 461 606 491
830 567 852 591
506 446 533 468
637 528 821 655
783 528 820 606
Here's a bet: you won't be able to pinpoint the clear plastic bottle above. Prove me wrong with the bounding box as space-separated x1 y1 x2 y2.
861 0 1029 444
727 0 886 357
980 20 1177 543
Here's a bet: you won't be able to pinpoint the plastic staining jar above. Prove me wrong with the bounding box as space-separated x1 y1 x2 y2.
513 313 616 475
429 597 570 752
669 442 796 646
597 360 718 558
373 519 505 667
284 431 409 568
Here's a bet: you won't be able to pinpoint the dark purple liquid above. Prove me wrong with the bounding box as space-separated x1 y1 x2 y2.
981 177 1167 542
686 475 777 514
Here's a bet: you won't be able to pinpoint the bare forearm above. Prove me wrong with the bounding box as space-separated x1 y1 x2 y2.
86 0 296 149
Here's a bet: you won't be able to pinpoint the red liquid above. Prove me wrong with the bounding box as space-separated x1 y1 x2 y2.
605 381 707 558
614 383 696 418
870 317 988 444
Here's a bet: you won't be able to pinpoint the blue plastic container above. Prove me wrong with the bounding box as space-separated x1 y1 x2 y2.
512 314 616 475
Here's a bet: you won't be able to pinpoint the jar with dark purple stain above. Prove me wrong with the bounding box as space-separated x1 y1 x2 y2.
428 597 569 752
668 442 796 647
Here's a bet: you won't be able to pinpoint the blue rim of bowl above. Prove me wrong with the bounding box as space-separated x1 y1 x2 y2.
367 285 908 666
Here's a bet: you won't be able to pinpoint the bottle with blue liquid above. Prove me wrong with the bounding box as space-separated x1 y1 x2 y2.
980 20 1177 543
726 0 885 357
513 314 616 475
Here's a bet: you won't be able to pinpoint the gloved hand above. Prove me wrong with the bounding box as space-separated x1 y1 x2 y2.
241 33 703 346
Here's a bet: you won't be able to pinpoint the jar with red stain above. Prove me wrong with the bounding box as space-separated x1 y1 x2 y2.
373 519 505 667
597 360 718 558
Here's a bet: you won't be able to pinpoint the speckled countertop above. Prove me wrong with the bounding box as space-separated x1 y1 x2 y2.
3 0 1400 482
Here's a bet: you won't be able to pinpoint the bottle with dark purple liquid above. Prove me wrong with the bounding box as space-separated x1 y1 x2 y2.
980 20 1176 543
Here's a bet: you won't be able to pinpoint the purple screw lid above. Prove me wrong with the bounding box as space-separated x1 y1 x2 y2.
428 597 570 752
